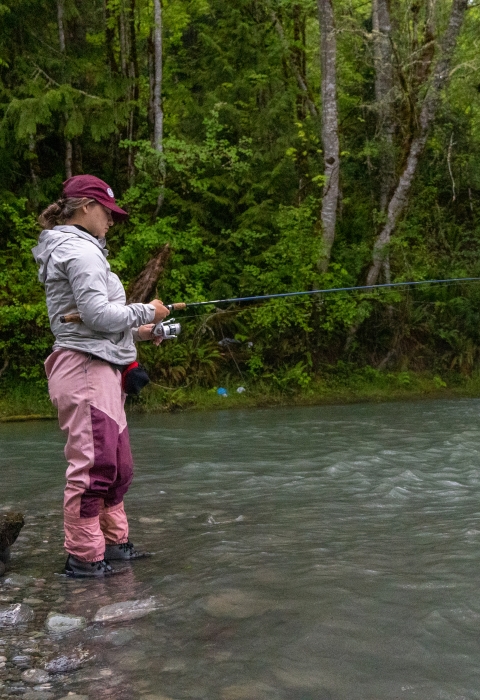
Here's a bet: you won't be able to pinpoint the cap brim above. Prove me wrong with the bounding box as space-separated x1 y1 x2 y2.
106 202 129 222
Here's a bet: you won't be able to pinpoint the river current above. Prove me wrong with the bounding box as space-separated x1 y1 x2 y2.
2 400 480 699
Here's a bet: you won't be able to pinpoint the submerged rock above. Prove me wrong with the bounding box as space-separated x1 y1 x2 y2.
45 612 86 634
203 590 273 619
21 668 50 684
3 573 36 588
45 650 93 674
221 682 281 700
57 695 89 700
94 596 159 623
0 561 5 577
0 603 34 626
102 628 137 646
12 654 32 668
23 692 54 700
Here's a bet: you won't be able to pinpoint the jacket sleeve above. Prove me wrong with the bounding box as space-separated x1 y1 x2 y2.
65 244 155 333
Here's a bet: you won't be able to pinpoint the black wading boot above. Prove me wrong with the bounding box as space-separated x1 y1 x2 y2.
65 554 123 578
104 541 151 561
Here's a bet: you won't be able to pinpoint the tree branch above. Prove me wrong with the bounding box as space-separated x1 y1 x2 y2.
126 244 171 304
365 0 468 287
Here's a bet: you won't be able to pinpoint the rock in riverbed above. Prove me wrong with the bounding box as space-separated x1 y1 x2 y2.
45 649 93 673
21 668 50 684
0 603 34 626
3 573 36 587
0 512 24 554
23 692 54 700
45 612 86 634
94 597 159 623
203 589 273 619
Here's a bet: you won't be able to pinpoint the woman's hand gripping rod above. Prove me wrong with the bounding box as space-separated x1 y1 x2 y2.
59 302 185 340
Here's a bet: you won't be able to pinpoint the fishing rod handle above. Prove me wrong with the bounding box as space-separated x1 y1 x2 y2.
166 303 186 311
60 313 82 323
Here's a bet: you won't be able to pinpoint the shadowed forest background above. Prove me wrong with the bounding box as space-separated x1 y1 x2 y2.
1 0 480 404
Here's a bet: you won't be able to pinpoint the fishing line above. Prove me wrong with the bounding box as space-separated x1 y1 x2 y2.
177 277 480 309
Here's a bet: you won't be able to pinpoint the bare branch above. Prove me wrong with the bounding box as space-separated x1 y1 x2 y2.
0 357 9 379
447 132 456 202
32 64 104 101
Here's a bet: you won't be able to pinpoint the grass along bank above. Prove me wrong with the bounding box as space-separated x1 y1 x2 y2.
3 368 480 422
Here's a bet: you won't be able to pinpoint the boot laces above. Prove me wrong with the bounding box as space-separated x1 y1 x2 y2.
93 559 112 572
119 542 135 554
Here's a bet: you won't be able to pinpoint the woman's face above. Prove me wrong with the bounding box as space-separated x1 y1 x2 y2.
83 202 114 239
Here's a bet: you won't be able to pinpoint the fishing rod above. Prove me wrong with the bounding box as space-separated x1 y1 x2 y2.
172 276 480 309
59 276 480 339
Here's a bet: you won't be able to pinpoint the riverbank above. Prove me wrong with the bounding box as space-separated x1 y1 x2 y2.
2 368 480 422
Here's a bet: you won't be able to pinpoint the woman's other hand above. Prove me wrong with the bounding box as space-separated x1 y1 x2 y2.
137 323 163 346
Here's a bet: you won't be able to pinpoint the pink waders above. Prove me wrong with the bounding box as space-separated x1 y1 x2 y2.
45 349 133 562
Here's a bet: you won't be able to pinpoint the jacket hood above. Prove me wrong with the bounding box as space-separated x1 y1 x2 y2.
32 225 108 284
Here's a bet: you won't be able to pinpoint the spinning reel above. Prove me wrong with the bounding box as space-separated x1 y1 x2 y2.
152 318 181 340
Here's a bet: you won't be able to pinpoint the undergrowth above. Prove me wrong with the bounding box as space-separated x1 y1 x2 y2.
3 369 480 421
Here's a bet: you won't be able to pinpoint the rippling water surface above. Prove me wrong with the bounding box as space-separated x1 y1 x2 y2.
2 400 480 699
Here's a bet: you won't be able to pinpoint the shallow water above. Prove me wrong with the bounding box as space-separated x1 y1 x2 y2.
2 400 480 699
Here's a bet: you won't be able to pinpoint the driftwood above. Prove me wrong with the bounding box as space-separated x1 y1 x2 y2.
126 243 171 304
0 512 24 575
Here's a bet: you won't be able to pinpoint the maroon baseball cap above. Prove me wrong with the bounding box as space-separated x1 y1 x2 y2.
63 175 128 221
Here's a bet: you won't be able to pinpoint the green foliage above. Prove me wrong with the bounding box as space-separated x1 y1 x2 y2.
0 0 480 393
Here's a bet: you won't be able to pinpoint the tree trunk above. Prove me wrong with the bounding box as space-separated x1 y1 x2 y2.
127 244 171 304
153 0 165 216
126 0 139 183
58 0 72 179
373 0 394 214
317 0 340 273
65 138 73 180
366 0 468 287
104 0 118 74
271 11 318 119
148 32 155 137
119 1 128 78
153 0 164 153
57 0 66 52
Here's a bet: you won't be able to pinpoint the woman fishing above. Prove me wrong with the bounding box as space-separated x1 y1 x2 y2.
32 174 169 578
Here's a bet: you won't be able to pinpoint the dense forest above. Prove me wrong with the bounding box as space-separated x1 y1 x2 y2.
1 0 480 394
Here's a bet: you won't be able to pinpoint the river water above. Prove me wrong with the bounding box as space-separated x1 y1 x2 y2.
2 400 480 699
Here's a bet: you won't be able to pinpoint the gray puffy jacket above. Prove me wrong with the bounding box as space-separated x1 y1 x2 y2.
32 225 155 365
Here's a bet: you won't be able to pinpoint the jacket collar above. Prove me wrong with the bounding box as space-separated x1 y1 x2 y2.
53 225 108 257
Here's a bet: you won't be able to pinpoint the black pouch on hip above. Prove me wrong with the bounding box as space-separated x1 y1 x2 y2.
122 361 150 396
